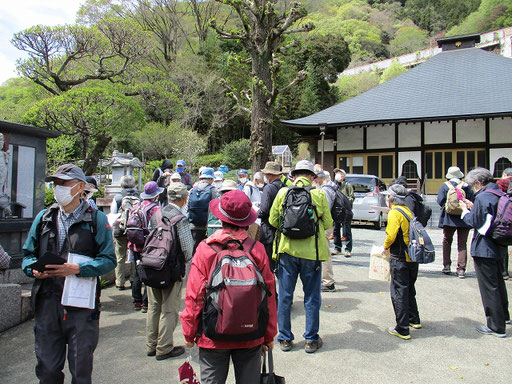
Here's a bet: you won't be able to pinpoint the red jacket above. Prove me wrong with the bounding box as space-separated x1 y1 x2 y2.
181 228 277 349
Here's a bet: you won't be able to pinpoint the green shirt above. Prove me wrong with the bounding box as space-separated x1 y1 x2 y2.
269 176 333 261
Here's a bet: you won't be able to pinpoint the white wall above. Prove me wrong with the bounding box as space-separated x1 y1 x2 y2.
398 151 422 177
490 117 512 144
424 121 452 144
316 139 334 152
17 146 35 218
490 148 512 175
337 127 363 151
456 119 485 143
398 122 421 148
367 124 395 149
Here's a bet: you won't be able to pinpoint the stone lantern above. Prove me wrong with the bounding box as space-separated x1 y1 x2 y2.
97 151 144 212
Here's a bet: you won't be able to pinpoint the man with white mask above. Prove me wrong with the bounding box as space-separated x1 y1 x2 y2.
21 164 116 383
213 171 224 190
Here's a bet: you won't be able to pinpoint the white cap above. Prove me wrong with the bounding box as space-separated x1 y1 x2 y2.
214 171 224 182
170 172 181 181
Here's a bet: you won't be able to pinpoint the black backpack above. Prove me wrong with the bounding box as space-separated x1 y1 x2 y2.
409 192 432 227
280 186 318 239
324 184 351 223
139 210 185 288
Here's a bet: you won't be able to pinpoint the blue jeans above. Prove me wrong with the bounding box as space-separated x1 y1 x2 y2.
277 253 321 342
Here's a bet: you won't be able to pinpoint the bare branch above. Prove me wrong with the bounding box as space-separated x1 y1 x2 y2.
219 79 252 115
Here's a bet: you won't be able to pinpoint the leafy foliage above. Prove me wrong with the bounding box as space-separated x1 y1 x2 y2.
380 61 408 83
389 26 428 56
222 139 251 170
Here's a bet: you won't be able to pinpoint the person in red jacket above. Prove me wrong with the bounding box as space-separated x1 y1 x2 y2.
181 190 277 384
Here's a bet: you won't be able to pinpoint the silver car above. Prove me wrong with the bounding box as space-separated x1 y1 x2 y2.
345 174 388 229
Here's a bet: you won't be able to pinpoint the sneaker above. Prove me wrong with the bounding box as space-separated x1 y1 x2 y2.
156 346 185 360
331 249 342 255
133 302 143 311
321 284 335 292
388 327 411 340
141 306 148 313
344 251 351 258
409 323 422 329
441 267 451 275
504 274 510 280
279 340 293 352
147 350 156 357
456 270 466 279
476 325 506 338
329 234 334 240
305 337 323 353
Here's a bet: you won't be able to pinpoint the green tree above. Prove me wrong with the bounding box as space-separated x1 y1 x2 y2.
336 70 381 102
11 19 152 95
379 61 407 83
448 0 509 35
133 121 207 166
0 78 49 122
23 87 145 174
389 26 428 56
210 0 314 172
223 139 251 170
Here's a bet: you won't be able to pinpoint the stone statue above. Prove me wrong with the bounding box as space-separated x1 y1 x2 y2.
0 134 11 217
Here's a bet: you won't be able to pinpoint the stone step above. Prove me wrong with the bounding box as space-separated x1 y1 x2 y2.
0 282 33 333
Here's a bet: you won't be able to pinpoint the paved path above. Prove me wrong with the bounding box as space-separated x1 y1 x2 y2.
1 227 512 384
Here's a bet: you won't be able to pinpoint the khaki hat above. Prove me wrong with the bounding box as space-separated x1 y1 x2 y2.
446 166 464 179
291 160 316 177
261 161 282 175
219 179 238 193
333 168 346 175
167 182 188 200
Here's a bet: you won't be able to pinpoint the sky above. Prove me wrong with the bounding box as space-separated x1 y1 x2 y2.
0 0 84 85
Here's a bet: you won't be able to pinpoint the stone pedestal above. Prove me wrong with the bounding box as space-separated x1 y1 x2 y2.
0 284 22 332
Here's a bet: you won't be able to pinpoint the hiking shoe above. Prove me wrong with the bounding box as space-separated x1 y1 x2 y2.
409 323 422 329
147 350 156 357
305 337 323 353
344 251 351 258
156 346 185 360
441 267 451 275
332 249 342 255
476 325 506 338
456 270 466 279
388 327 411 340
279 340 293 352
321 284 335 292
504 274 510 280
133 302 142 311
141 306 148 313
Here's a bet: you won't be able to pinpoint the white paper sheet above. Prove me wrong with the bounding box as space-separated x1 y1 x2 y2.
61 253 96 309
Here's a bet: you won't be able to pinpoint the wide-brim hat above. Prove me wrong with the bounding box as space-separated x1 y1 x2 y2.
261 161 282 175
200 167 215 179
290 160 316 177
333 168 346 175
219 179 238 193
141 181 164 199
45 164 87 183
209 190 257 227
446 166 464 179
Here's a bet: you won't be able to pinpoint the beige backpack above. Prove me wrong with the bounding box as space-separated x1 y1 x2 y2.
444 181 466 216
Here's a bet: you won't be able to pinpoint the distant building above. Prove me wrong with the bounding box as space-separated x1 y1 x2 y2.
282 34 512 194
272 145 292 168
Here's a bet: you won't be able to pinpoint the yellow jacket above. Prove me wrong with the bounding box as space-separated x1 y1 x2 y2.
384 205 413 262
269 176 333 261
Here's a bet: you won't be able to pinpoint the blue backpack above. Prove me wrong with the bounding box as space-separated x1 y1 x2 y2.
395 208 435 264
188 185 214 227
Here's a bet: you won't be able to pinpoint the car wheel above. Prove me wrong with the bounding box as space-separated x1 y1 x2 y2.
373 214 382 230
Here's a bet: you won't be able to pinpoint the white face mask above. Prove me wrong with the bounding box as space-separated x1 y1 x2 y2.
239 177 247 184
214 181 223 189
256 183 264 189
54 185 78 207
335 173 343 182
263 176 269 184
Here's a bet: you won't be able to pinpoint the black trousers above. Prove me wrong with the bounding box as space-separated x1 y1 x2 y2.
191 228 207 254
473 256 510 334
199 345 262 384
34 294 99 384
390 258 420 336
501 246 509 277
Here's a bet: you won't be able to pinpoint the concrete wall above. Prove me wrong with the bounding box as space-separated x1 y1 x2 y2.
337 127 363 151
424 121 452 144
489 117 512 144
398 123 421 148
456 119 485 143
367 124 395 150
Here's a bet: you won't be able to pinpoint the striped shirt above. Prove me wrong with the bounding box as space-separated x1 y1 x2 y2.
57 201 87 252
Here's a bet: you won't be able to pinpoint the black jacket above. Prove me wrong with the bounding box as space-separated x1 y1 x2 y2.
258 179 284 245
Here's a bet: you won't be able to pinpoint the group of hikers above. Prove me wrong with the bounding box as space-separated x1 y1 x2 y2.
15 158 512 383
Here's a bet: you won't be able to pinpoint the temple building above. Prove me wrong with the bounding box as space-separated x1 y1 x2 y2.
282 34 512 194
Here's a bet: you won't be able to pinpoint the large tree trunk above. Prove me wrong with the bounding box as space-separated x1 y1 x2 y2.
82 135 112 175
250 54 273 174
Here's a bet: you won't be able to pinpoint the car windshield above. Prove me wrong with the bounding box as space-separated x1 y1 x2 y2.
345 177 377 193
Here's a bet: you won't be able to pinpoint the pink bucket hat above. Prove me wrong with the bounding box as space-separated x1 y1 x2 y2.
209 190 257 227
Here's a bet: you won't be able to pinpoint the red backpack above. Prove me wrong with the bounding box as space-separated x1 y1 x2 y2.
202 238 270 341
